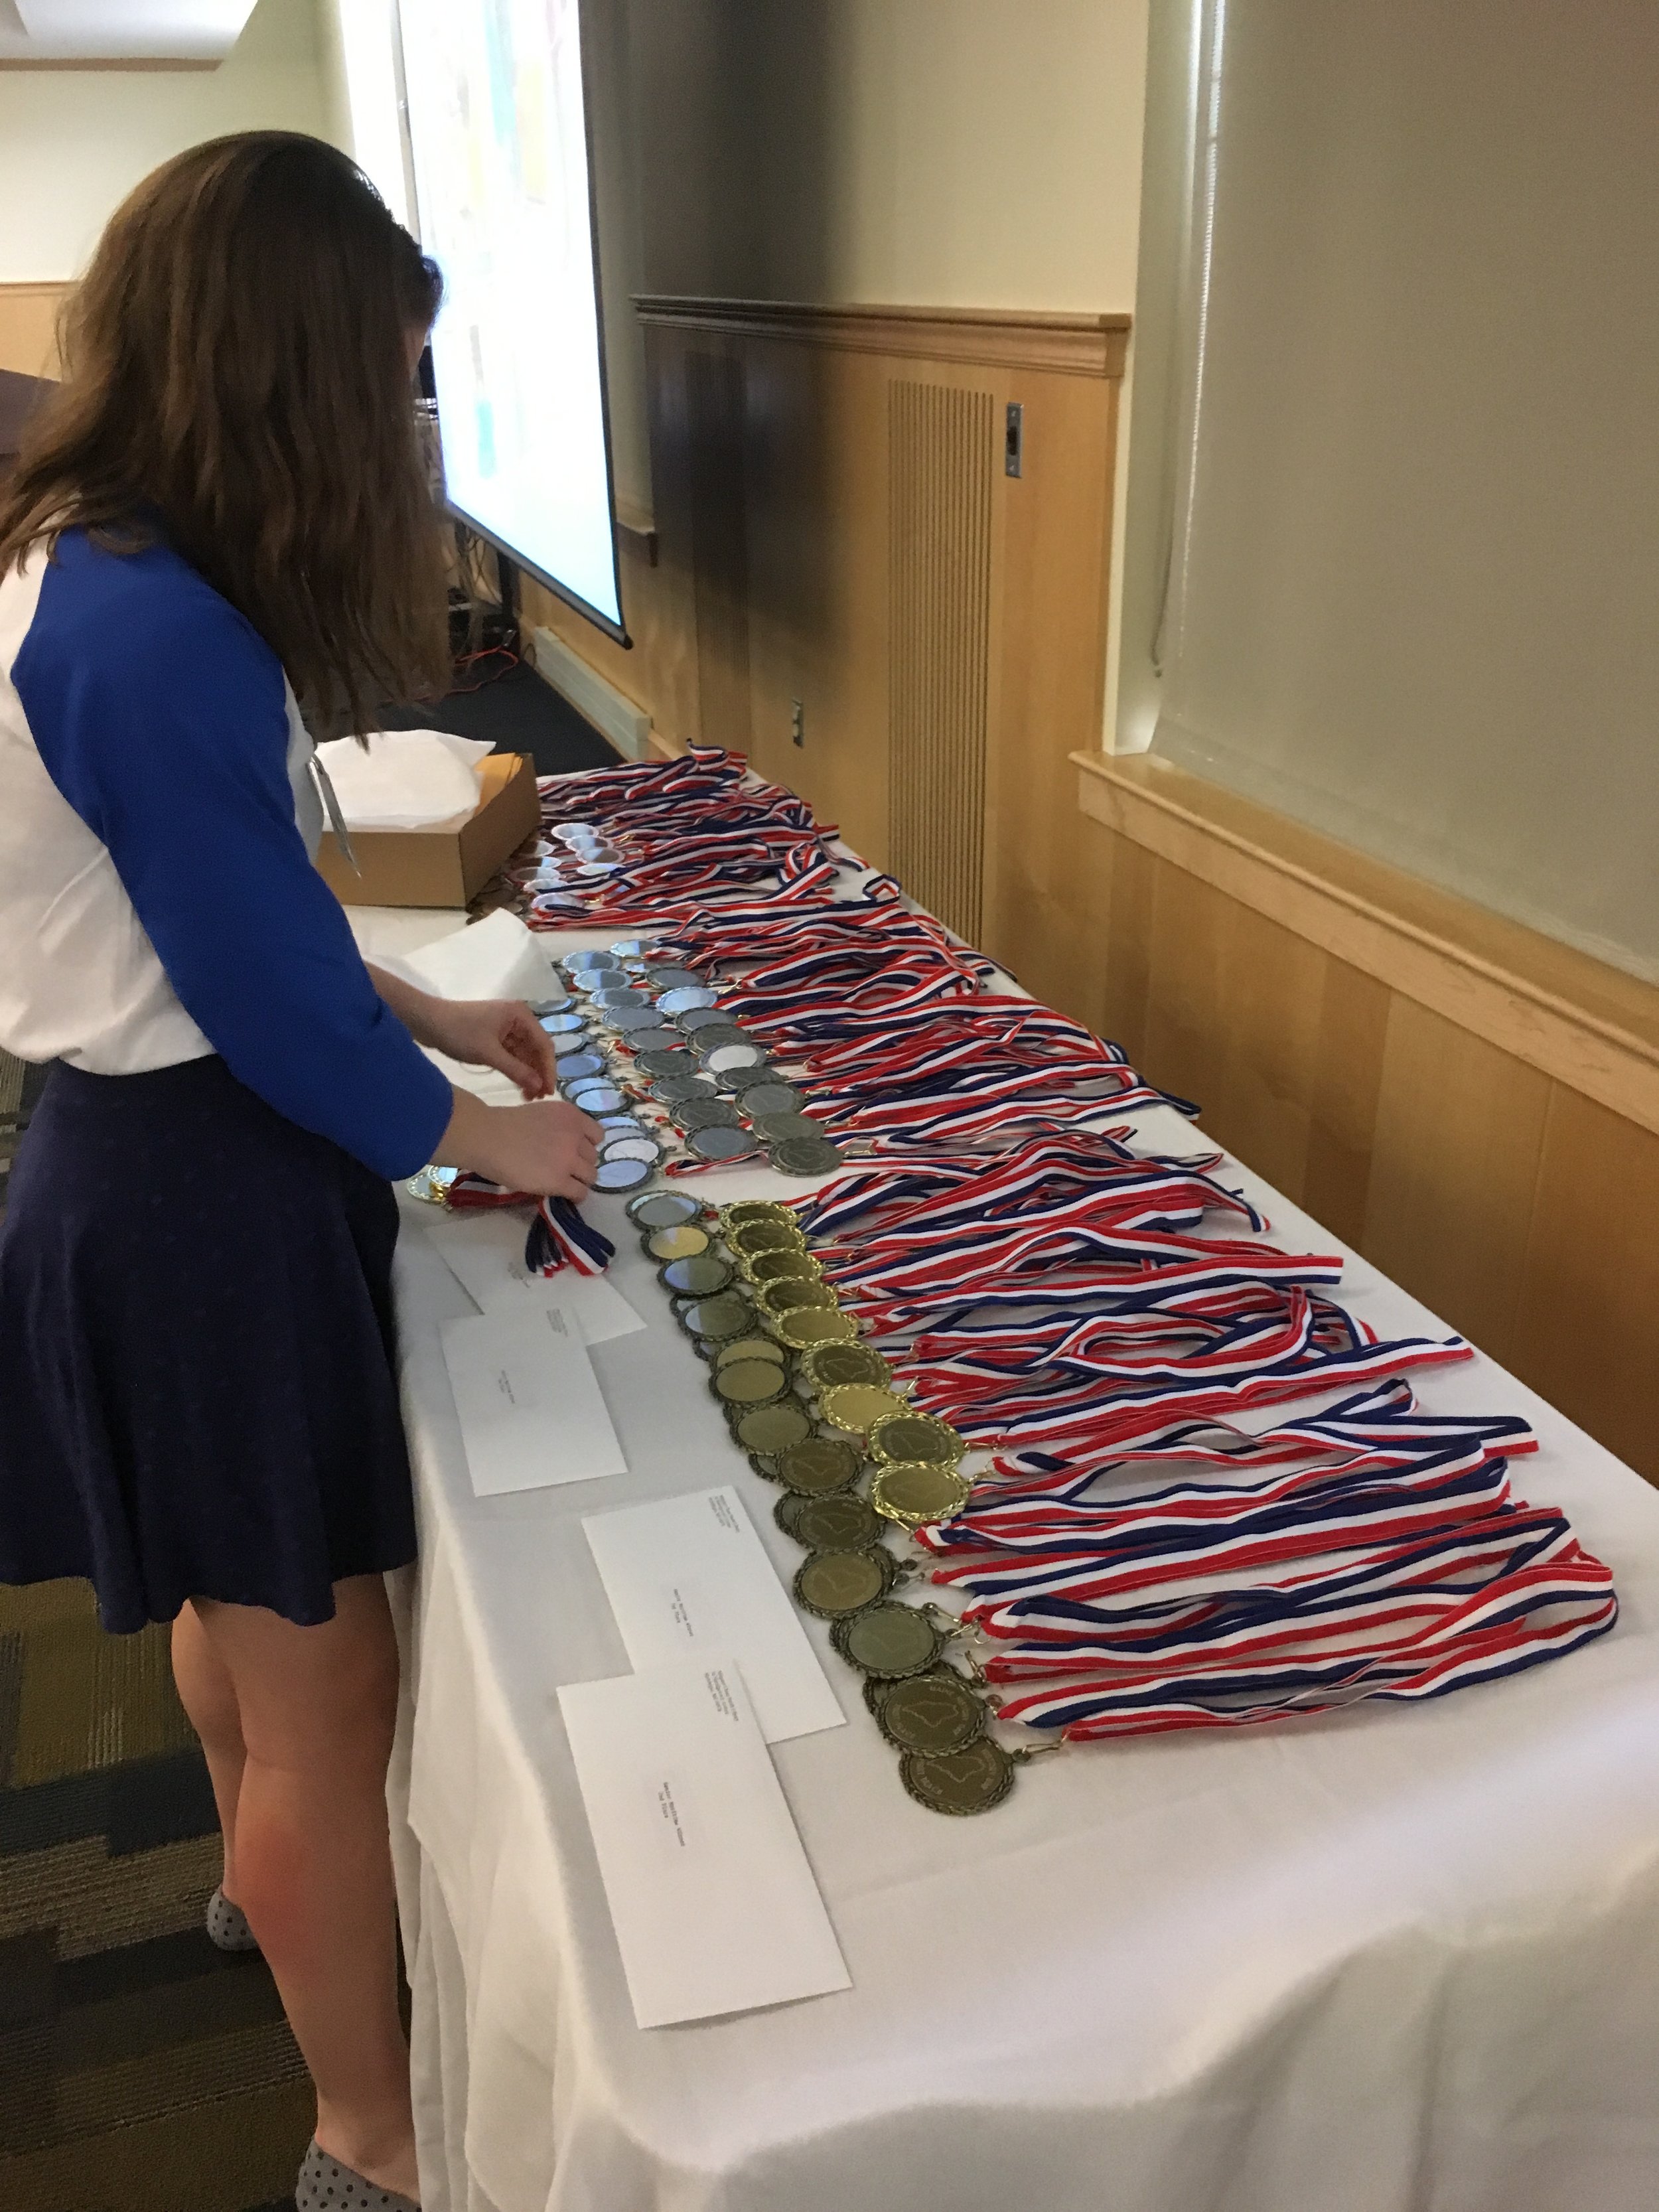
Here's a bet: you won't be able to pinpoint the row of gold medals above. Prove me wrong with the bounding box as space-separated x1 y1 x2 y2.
626 1187 1052 1814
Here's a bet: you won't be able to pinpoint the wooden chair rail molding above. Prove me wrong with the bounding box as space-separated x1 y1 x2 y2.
1075 749 1659 1140
633 296 1130 380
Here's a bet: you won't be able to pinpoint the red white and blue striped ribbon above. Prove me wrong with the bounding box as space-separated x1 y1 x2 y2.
444 1171 615 1278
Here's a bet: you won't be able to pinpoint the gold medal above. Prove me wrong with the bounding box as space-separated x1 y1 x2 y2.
725 1217 805 1260
869 1460 972 1530
712 1359 790 1407
793 1548 893 1619
831 1600 944 1679
775 1490 883 1550
660 1252 734 1297
745 1246 822 1287
899 1739 1015 1816
732 1398 815 1453
676 1291 753 1342
719 1199 800 1229
713 1334 786 1371
644 1222 711 1262
755 1277 836 1315
817 1382 908 1436
873 1670 987 1755
798 1341 892 1393
867 1409 966 1468
772 1306 859 1348
774 1436 861 1495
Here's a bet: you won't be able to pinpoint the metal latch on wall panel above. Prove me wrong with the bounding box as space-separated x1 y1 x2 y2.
1004 402 1024 479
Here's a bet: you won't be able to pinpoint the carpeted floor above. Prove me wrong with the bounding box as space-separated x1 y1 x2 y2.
0 1580 311 2212
378 654 620 775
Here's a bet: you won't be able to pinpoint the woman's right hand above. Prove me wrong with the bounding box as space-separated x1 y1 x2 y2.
433 1090 601 1200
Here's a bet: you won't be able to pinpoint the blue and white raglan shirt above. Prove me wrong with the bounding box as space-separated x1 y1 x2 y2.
0 528 453 1180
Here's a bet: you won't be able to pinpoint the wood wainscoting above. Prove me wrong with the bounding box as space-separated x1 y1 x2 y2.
0 282 67 378
1075 750 1659 1483
519 295 1129 1014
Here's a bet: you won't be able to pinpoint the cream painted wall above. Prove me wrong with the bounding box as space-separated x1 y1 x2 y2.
0 0 330 283
623 0 1151 737
628 0 1149 313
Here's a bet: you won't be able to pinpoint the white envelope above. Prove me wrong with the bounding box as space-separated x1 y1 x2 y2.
441 1303 627 1497
583 1487 845 1743
426 1207 644 1346
559 1659 851 2028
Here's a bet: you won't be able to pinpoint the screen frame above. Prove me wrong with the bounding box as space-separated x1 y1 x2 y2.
392 0 631 648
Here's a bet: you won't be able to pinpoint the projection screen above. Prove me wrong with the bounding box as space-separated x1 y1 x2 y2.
398 0 626 640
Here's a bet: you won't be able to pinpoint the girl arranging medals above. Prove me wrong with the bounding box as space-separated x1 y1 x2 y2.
0 134 604 2210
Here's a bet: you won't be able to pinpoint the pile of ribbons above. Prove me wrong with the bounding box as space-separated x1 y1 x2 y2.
520 749 1617 1741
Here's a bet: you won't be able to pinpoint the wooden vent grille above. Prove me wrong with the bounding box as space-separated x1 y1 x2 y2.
887 380 995 943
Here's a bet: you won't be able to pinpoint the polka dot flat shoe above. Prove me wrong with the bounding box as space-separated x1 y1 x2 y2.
295 2138 419 2210
204 1886 260 1954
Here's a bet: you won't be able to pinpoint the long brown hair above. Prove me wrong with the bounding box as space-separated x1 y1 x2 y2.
0 131 450 732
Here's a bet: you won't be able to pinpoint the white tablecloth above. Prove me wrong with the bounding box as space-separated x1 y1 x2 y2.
364 913 1659 2212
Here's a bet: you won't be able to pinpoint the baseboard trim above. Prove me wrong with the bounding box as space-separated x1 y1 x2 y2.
528 628 652 761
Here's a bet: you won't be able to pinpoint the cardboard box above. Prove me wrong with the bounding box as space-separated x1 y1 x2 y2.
316 751 540 908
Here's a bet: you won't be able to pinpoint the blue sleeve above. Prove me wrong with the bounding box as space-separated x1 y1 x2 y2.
15 538 454 1180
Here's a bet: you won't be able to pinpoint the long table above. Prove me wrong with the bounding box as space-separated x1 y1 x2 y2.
358 909 1659 2212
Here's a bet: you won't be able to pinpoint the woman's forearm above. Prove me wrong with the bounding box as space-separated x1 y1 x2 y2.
366 961 445 1049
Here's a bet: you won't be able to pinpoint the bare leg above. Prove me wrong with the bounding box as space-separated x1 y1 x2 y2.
191 1575 417 2202
171 1598 248 1903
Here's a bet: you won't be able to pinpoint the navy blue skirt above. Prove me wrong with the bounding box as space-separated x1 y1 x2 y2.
0 1056 417 1633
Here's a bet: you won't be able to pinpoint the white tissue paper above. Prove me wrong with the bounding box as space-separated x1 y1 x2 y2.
385 909 560 1008
314 729 494 829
